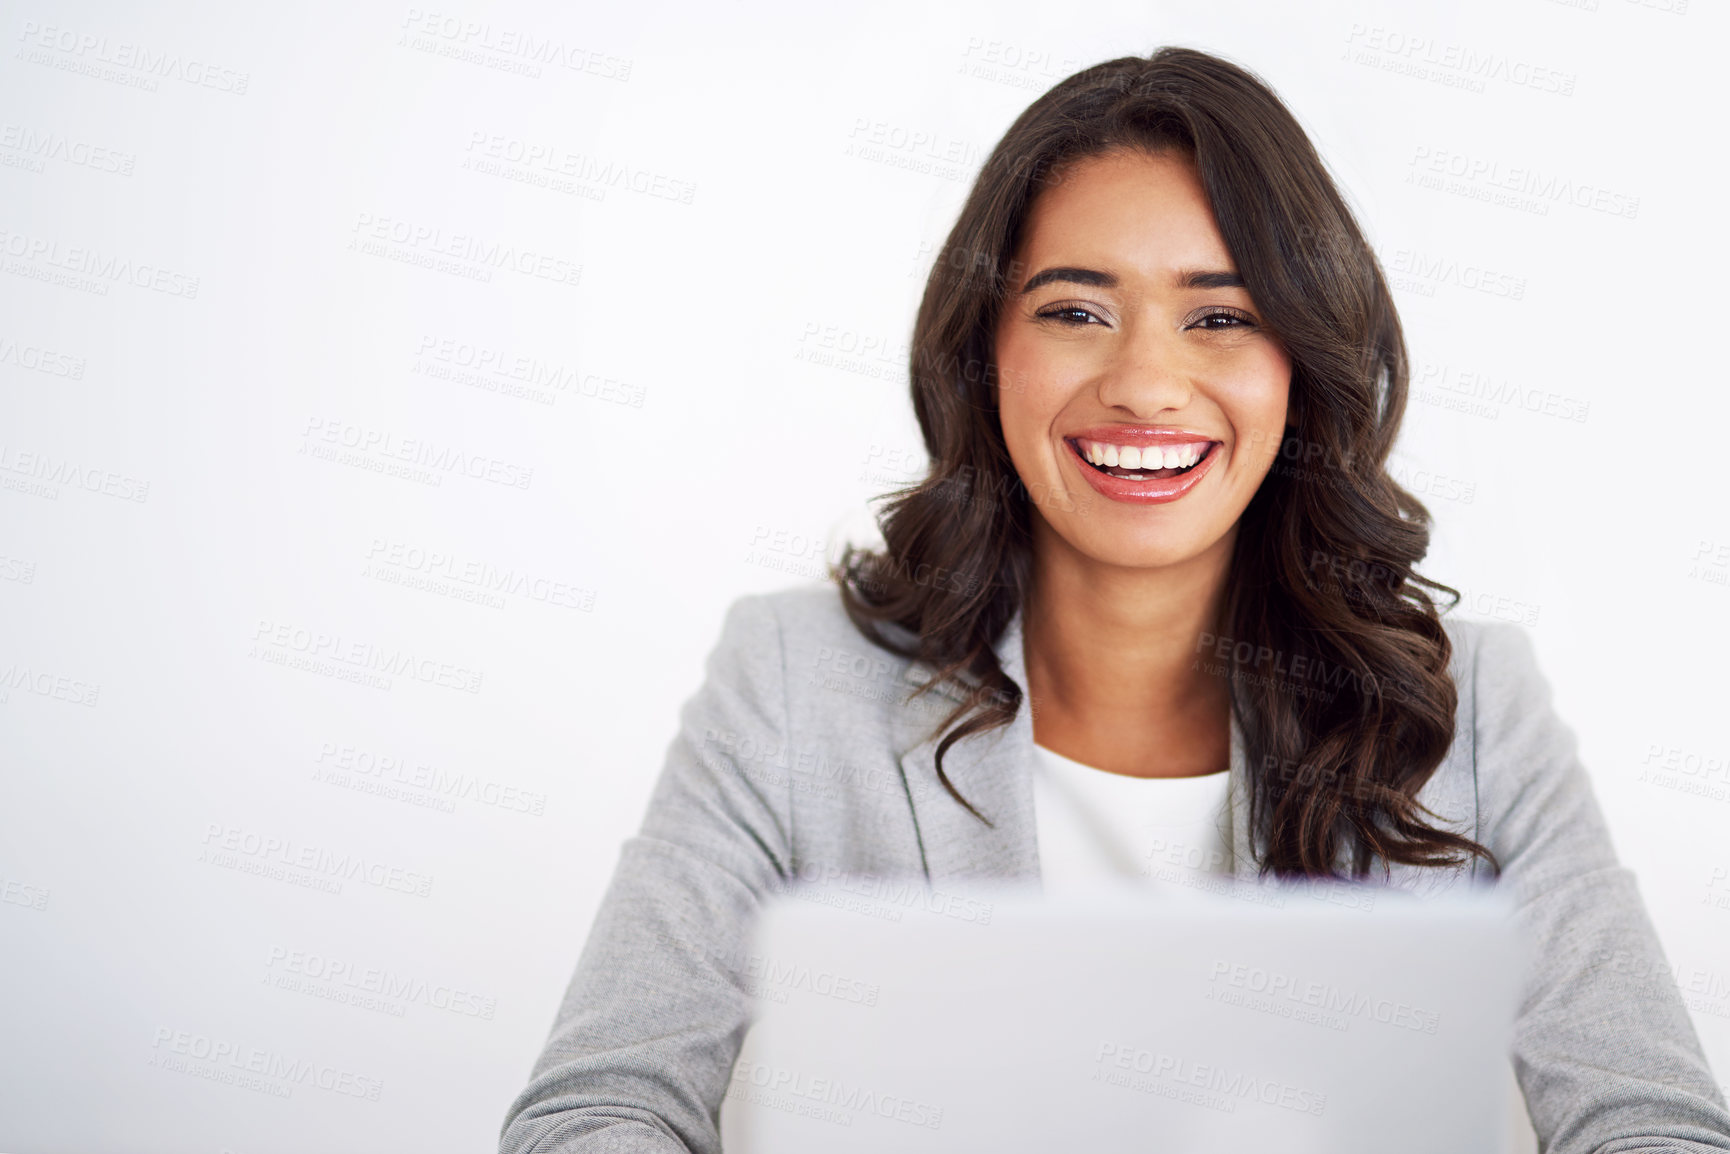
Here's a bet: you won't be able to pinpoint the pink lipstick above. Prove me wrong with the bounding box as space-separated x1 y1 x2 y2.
1063 426 1221 505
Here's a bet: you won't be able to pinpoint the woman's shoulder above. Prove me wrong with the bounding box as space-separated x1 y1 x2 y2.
1437 612 1553 725
722 580 906 650
712 581 920 698
735 579 873 632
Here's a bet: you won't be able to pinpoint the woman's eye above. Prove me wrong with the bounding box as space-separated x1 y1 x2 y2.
1190 310 1255 331
1035 305 1104 326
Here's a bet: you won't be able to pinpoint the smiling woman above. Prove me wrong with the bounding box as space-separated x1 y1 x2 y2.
500 47 1730 1154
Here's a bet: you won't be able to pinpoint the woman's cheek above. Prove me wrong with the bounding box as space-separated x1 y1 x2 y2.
1220 362 1292 458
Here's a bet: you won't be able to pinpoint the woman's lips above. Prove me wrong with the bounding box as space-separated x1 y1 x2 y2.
1063 436 1221 505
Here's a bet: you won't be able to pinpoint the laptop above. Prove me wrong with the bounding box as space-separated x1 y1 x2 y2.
719 874 1528 1153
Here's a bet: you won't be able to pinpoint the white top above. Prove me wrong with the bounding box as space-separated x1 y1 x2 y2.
1031 740 1234 896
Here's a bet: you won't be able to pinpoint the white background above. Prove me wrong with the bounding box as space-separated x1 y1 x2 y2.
2 0 1725 1150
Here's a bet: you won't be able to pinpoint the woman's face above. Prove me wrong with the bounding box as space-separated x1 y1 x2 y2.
994 147 1292 575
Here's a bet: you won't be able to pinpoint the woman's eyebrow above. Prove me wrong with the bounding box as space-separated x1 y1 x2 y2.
1018 266 1116 294
1017 265 1245 293
1176 267 1246 290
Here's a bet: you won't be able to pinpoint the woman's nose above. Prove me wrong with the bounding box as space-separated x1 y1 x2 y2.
1094 322 1198 417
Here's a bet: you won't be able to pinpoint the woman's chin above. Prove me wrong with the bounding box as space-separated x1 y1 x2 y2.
1064 530 1223 574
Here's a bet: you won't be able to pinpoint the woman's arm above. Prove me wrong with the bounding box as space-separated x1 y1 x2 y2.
499 594 793 1154
1471 621 1730 1152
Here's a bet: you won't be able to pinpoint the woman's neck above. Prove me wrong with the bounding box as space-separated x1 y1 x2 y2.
1021 518 1235 778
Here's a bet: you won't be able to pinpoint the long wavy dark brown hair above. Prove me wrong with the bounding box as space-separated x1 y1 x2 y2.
831 47 1499 883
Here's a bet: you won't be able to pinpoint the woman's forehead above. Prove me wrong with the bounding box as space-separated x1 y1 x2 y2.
1015 152 1238 287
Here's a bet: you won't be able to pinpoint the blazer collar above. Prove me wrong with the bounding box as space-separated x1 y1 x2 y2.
894 602 1470 897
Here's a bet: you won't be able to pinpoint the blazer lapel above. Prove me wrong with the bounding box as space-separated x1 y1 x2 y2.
1227 712 1260 885
895 605 1041 885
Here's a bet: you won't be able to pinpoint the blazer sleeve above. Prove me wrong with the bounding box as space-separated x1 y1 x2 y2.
1470 620 1730 1152
499 593 794 1154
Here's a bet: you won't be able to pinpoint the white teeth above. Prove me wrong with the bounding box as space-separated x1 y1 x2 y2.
1078 438 1210 471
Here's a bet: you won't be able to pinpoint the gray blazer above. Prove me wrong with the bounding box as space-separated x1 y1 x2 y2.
500 583 1730 1153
